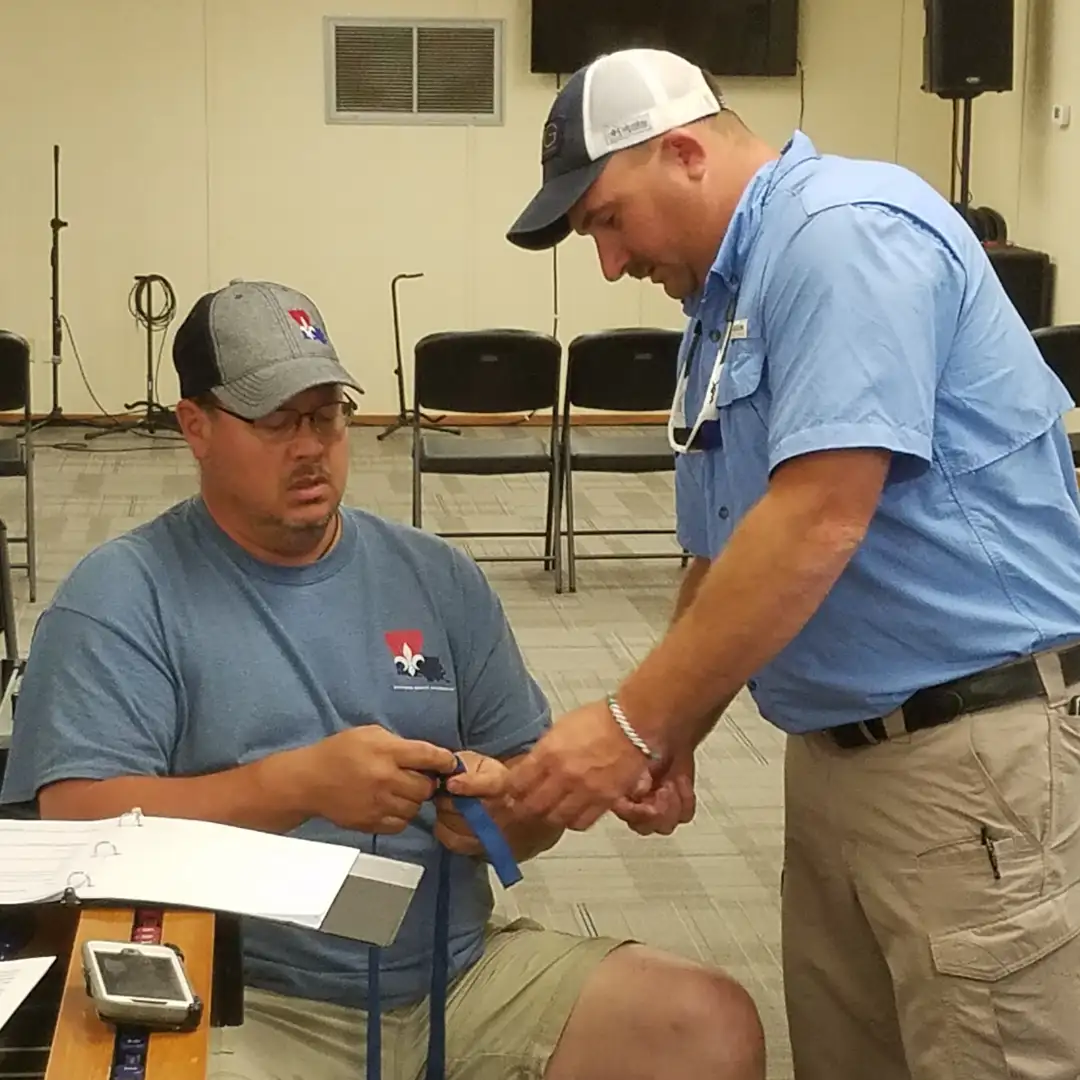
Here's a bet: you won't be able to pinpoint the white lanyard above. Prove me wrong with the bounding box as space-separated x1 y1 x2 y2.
668 296 738 454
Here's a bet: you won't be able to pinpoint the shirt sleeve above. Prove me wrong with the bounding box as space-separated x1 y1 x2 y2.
446 551 551 760
761 203 960 477
0 603 179 806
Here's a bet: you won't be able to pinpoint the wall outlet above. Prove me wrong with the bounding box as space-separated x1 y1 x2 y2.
1052 103 1071 129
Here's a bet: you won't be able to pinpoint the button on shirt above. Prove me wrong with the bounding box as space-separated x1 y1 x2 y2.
675 132 1080 733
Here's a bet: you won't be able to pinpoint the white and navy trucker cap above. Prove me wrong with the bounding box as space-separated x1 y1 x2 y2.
506 49 724 252
172 280 363 419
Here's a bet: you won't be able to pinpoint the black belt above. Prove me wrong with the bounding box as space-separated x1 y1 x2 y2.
828 643 1080 749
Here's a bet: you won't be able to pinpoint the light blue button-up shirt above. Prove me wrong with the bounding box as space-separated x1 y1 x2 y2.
676 132 1080 733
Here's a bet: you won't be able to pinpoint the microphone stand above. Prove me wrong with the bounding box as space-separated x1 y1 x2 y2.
35 145 83 430
84 274 178 442
378 272 460 440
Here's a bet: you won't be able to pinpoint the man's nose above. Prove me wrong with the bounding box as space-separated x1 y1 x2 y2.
595 237 630 283
288 419 325 457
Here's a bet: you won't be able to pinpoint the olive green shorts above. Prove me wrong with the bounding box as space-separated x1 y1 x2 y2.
209 918 629 1080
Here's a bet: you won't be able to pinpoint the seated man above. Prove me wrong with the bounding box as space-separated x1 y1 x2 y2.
0 280 764 1080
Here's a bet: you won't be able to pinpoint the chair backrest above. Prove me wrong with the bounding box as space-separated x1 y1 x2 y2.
0 332 29 414
414 330 562 414
1032 324 1080 404
565 329 682 412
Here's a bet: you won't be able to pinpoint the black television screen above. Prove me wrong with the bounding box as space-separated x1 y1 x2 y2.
530 0 799 77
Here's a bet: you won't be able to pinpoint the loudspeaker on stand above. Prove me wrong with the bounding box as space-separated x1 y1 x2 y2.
923 0 1014 99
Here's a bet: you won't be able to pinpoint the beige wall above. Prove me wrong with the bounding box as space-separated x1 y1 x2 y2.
0 0 952 417
967 0 1080 323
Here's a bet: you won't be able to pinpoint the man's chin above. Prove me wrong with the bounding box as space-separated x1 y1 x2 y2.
660 278 692 301
280 494 340 531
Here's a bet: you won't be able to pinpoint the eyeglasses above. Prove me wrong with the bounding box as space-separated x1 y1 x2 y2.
213 399 357 442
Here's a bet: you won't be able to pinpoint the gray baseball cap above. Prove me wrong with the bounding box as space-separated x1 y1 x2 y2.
172 280 363 419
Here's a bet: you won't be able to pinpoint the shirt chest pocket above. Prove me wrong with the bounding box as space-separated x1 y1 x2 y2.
715 338 768 417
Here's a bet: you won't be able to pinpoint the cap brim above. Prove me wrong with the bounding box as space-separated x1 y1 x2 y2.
213 355 365 420
506 159 608 251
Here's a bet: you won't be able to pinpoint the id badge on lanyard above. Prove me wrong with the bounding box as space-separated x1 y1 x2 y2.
668 295 739 455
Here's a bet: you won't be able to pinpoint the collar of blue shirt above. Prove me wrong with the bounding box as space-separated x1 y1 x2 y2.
681 130 820 318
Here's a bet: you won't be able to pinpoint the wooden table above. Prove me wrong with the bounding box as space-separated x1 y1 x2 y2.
3 905 215 1080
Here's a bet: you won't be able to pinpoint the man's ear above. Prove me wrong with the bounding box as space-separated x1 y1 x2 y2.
660 129 708 181
174 398 212 457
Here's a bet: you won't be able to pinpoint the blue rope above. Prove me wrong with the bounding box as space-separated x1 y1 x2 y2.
367 755 522 1080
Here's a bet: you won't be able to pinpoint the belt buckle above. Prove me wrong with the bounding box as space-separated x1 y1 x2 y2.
829 723 874 750
829 715 892 750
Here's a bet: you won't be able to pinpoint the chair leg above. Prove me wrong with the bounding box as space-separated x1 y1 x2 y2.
565 459 577 594
552 458 565 594
0 519 18 663
412 458 422 530
542 467 556 572
25 464 36 604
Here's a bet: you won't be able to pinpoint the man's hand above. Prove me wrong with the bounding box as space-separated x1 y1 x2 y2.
433 751 510 857
299 725 458 834
505 701 654 831
613 751 696 836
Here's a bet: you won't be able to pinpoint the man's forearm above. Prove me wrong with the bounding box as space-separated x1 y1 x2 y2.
618 461 879 754
672 555 712 623
670 556 734 746
37 747 316 834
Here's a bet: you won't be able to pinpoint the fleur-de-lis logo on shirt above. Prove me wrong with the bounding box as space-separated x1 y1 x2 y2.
394 641 425 677
384 629 449 687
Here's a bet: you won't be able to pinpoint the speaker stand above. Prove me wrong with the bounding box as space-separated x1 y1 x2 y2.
958 96 974 216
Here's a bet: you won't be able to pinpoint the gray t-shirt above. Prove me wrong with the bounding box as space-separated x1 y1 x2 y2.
0 498 550 1008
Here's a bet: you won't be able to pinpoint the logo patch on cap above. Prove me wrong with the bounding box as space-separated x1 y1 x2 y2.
541 121 562 163
288 309 328 345
604 115 653 147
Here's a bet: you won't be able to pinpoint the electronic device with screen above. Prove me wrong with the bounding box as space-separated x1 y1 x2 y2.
81 939 203 1031
529 0 799 77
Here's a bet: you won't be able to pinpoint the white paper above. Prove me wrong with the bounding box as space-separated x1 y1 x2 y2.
0 814 422 944
0 818 112 905
0 956 55 1033
75 816 373 928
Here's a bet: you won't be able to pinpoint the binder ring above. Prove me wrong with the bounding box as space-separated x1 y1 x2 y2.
92 840 119 857
66 869 92 890
119 808 144 827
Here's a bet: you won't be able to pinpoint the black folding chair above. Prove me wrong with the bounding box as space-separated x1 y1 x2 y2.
0 332 36 601
0 510 24 801
1032 324 1080 465
412 330 563 576
557 328 686 593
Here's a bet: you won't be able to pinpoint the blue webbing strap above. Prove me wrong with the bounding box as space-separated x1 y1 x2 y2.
367 754 522 1080
367 933 381 1080
426 842 452 1080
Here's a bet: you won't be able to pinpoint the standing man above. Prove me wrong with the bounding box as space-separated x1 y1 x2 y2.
504 47 1080 1080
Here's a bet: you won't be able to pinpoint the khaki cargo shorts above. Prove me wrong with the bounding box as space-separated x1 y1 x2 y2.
209 917 628 1080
